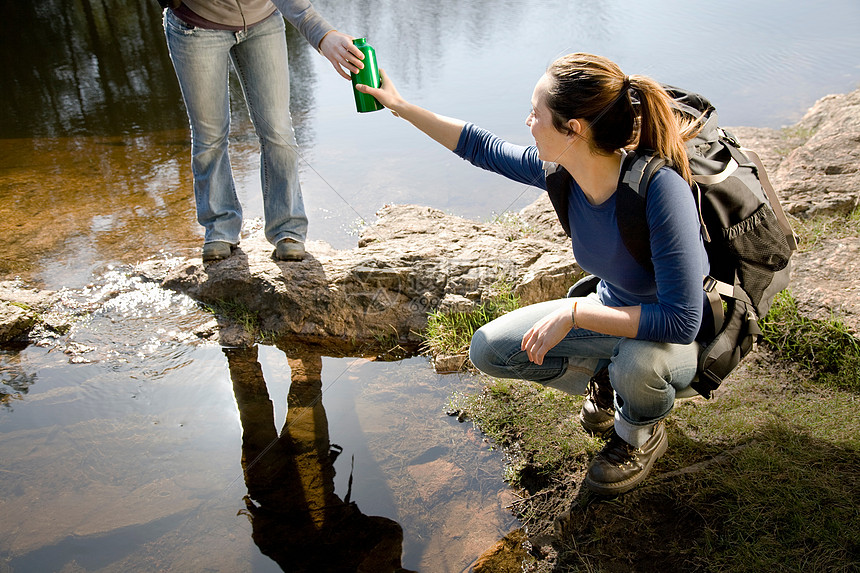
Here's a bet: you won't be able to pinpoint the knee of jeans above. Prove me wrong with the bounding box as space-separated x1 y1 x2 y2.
468 327 505 375
608 352 668 399
192 131 229 154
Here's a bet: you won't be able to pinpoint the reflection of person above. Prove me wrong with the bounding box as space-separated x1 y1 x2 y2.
162 1 365 262
358 53 710 495
224 346 411 572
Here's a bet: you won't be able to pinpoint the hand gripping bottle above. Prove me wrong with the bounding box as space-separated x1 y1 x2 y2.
351 38 383 113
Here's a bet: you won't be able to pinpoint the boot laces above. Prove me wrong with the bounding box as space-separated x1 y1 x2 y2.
586 369 614 410
601 432 639 466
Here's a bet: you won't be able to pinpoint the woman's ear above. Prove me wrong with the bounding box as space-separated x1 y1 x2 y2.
567 118 582 138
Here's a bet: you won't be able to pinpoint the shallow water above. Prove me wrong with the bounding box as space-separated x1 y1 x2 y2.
0 279 516 571
2 0 859 570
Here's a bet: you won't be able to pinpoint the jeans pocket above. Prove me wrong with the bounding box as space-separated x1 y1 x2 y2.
165 9 196 35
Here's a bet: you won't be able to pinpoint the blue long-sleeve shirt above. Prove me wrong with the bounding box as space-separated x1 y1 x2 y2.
454 123 710 344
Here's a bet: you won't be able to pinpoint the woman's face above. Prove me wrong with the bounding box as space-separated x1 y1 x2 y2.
527 74 572 162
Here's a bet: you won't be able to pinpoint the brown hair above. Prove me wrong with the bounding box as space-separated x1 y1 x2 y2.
544 53 697 184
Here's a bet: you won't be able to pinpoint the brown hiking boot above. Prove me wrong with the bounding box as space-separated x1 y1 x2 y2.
579 367 615 436
584 421 668 495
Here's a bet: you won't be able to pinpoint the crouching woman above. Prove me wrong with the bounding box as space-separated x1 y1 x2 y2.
359 52 710 495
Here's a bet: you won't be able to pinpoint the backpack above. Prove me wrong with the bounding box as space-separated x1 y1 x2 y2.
546 86 798 398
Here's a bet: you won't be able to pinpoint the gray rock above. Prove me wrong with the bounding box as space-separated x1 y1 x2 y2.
5 89 859 350
0 302 36 343
0 282 57 343
139 204 581 345
771 89 860 218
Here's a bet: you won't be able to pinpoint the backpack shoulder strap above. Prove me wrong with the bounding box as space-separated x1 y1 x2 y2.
544 162 573 237
616 151 666 273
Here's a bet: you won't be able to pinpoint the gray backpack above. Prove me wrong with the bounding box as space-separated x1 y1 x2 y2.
547 86 798 398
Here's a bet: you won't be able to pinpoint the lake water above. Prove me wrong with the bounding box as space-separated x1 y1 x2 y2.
1 0 859 571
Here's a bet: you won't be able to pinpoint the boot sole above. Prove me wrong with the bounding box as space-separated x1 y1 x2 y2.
579 410 615 436
584 428 668 496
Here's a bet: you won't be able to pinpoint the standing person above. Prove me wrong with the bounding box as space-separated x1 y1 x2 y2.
357 53 711 495
162 0 365 262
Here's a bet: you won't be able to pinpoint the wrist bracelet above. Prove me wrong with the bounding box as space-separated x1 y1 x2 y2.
571 301 578 329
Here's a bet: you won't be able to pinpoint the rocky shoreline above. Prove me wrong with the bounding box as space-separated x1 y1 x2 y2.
3 88 858 351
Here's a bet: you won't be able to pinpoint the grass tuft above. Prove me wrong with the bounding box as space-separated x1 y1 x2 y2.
790 206 860 251
421 280 520 358
760 290 860 392
201 298 276 343
489 211 538 242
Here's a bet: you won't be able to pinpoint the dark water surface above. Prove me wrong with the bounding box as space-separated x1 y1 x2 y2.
2 0 859 571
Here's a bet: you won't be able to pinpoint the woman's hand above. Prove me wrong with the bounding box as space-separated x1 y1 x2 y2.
318 31 365 80
355 68 407 115
521 305 574 366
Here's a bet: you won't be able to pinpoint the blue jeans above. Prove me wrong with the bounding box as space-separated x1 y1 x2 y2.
164 9 306 246
469 297 700 447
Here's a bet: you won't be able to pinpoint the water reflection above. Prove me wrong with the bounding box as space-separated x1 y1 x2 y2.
0 349 38 409
225 345 412 572
1 0 319 141
3 1 184 137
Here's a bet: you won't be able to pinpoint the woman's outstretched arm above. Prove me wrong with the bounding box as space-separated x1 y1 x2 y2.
356 69 465 150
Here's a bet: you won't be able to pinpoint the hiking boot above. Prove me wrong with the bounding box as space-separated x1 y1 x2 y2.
273 238 305 261
202 241 236 262
579 367 615 436
584 421 668 496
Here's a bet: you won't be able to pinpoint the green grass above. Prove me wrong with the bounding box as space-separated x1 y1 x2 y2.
449 378 601 489
200 298 276 343
455 356 860 572
760 290 860 392
790 206 860 251
690 427 859 572
421 280 520 358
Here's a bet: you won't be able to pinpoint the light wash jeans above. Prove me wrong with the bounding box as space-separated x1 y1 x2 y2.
164 9 306 246
469 297 700 447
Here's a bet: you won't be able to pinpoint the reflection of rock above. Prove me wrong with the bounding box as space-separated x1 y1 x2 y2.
471 529 530 573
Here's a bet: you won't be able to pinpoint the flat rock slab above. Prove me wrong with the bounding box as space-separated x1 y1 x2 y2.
789 236 860 334
138 204 581 343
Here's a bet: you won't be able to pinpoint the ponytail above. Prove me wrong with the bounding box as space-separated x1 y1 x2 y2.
629 76 697 184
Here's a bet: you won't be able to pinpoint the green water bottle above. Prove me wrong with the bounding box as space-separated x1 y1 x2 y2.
351 38 383 113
